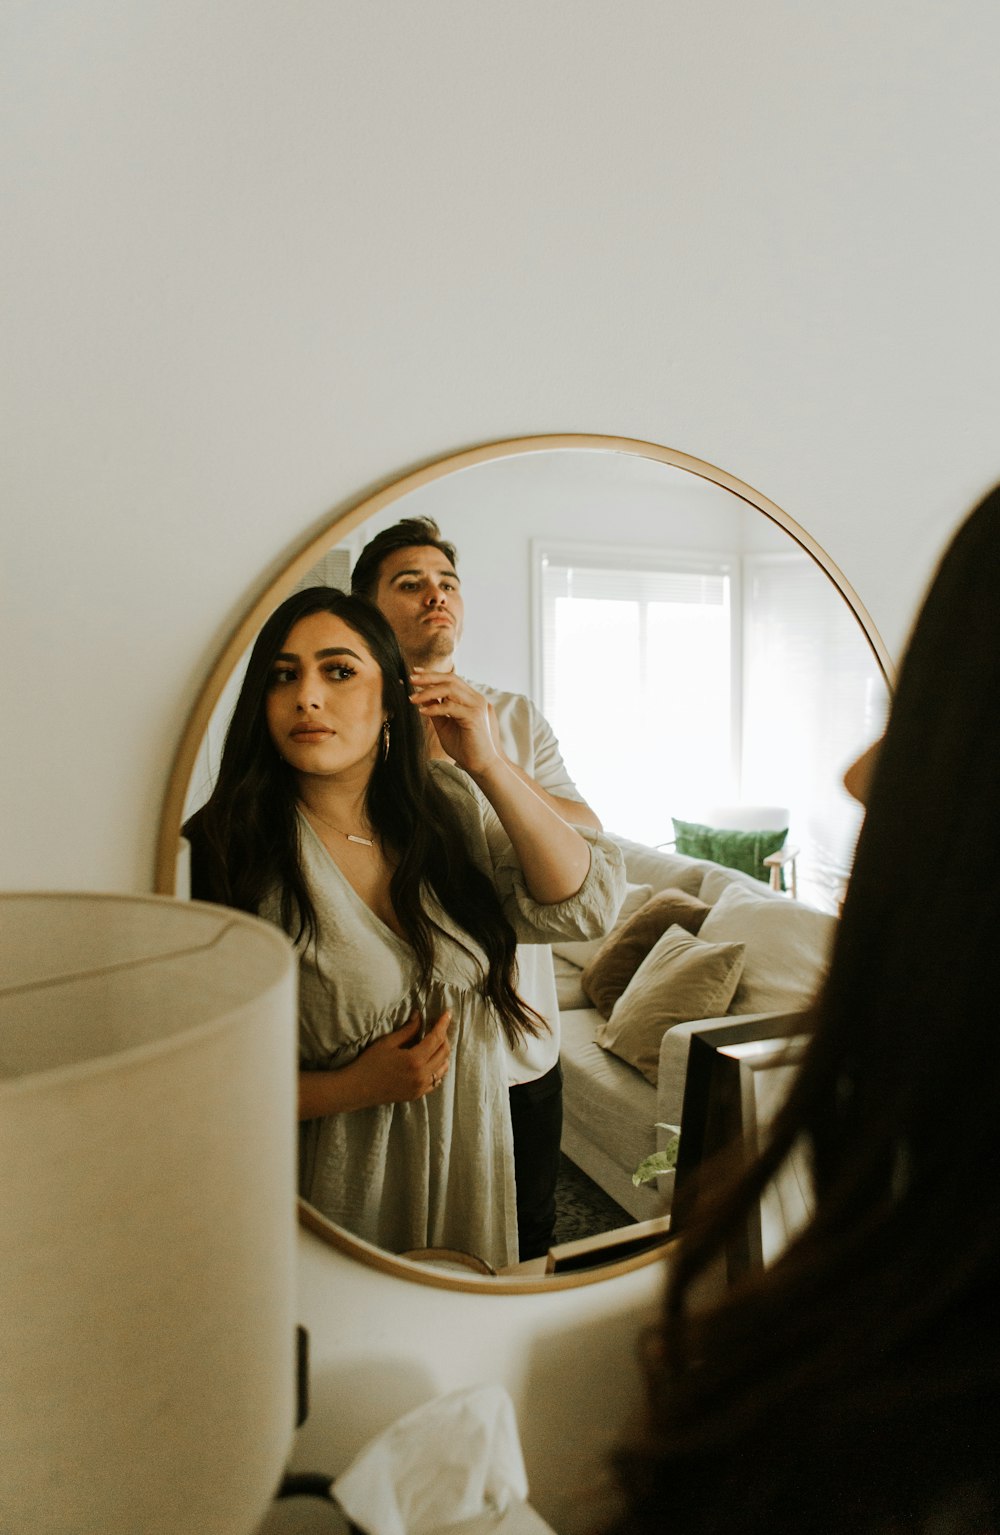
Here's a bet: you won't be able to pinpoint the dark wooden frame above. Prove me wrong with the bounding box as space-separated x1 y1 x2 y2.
671 1013 813 1282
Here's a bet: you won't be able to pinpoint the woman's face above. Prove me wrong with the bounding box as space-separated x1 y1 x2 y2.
265 610 388 785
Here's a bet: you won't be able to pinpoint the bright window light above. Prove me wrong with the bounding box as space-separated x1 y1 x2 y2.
537 546 738 845
535 541 887 909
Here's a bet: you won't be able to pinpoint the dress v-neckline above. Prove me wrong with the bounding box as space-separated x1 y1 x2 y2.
298 810 411 949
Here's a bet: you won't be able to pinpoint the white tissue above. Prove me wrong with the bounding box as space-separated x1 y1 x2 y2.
333 1385 530 1535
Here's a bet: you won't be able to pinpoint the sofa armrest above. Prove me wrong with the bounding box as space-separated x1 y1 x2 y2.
656 1012 792 1131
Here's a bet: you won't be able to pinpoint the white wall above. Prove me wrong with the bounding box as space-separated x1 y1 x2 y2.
295 1231 665 1534
354 449 757 694
4 0 1000 894
4 2 999 1524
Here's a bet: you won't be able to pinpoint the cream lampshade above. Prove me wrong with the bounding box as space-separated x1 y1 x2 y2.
0 892 299 1535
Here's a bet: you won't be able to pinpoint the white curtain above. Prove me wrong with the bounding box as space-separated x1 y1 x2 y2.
740 553 887 908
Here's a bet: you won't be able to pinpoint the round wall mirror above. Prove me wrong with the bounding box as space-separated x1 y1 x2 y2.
156 434 892 1293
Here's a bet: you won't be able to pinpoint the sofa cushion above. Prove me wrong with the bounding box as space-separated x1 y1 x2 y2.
550 880 652 969
700 862 784 903
581 887 711 1019
698 881 836 1014
608 834 709 897
560 1006 657 1185
553 953 589 1011
673 817 787 885
595 925 746 1085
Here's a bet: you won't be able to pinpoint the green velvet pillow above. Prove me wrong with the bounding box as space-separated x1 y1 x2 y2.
672 817 788 885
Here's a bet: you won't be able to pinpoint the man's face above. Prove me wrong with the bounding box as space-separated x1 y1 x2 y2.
373 544 464 669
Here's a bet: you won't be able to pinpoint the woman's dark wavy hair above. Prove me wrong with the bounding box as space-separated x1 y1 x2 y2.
611 484 1000 1535
184 586 541 1047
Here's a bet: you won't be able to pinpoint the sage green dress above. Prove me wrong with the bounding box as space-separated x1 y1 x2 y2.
281 762 624 1271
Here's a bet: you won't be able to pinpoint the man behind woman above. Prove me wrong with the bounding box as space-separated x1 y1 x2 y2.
351 514 603 1258
185 586 623 1271
610 483 1000 1533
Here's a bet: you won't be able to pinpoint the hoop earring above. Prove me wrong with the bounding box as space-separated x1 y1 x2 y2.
381 719 391 761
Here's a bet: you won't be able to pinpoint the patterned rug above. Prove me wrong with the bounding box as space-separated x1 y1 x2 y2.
552 1154 632 1246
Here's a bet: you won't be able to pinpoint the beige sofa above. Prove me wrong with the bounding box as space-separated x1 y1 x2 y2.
555 834 837 1222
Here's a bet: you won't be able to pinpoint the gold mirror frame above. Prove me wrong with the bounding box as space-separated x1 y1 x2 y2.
155 432 894 1294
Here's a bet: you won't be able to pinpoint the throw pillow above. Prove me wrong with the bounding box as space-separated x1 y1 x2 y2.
698 881 836 1014
550 881 653 970
596 925 746 1086
581 887 712 1019
672 817 788 885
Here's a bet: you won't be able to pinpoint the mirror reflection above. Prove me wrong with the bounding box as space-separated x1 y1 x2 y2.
184 584 625 1273
175 444 890 1282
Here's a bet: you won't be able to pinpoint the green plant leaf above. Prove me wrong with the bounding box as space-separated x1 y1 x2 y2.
632 1130 680 1186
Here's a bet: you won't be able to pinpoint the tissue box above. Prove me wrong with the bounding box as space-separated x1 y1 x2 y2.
333 1387 556 1535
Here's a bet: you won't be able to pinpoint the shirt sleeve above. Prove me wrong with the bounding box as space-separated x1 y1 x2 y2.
519 698 586 803
432 763 625 946
469 683 587 804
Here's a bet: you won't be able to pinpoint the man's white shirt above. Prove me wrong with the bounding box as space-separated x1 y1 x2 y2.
465 681 589 1085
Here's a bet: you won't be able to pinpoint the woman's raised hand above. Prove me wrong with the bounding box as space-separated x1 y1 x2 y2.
409 670 501 775
354 1008 452 1105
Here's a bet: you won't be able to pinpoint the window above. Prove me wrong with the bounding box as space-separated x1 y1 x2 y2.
535 542 739 845
535 541 887 909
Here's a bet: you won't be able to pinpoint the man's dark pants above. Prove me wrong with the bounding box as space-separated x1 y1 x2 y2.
509 1061 563 1261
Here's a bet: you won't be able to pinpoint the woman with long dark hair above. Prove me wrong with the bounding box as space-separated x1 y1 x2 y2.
185 586 623 1269
611 484 1000 1532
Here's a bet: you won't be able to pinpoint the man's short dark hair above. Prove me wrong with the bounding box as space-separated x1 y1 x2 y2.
351 516 459 599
